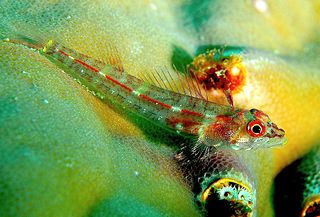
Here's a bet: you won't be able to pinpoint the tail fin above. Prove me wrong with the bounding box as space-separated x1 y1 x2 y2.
1 34 53 52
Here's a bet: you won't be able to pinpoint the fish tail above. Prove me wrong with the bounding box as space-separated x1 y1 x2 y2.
1 34 58 55
41 39 55 54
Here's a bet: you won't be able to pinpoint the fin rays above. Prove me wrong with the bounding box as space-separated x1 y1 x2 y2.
136 64 208 102
3 35 209 103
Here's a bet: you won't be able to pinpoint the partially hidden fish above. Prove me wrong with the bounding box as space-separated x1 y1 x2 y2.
3 37 287 151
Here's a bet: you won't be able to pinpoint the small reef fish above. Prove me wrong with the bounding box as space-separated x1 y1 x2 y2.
3 37 286 151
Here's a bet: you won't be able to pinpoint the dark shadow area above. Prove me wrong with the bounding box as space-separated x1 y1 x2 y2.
274 158 305 217
274 145 320 217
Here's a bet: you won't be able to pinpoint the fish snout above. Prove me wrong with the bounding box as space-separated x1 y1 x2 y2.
269 123 285 138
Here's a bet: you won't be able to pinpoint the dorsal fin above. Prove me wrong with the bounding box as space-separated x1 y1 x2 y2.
104 42 124 72
135 64 209 102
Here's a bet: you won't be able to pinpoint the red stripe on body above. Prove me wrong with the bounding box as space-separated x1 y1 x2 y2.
104 75 133 92
139 94 172 109
181 109 204 117
57 49 205 116
58 49 132 92
59 50 99 72
166 117 200 135
58 50 69 57
59 50 99 73
75 59 100 73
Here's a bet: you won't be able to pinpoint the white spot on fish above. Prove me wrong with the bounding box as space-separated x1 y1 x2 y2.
171 106 182 112
205 113 216 118
175 123 184 130
132 90 140 96
98 71 105 77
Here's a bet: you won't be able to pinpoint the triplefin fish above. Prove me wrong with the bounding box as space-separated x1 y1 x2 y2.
3 37 287 150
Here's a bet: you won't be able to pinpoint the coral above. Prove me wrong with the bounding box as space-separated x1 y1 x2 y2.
274 144 320 216
0 0 320 216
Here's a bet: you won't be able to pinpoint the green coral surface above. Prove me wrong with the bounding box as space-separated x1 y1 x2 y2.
1 0 320 216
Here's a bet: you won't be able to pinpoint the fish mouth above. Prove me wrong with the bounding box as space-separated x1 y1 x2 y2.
269 123 285 138
263 123 287 147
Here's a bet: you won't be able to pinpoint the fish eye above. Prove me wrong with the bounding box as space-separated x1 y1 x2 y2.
252 125 261 134
247 120 266 137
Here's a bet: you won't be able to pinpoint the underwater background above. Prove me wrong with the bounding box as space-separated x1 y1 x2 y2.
0 0 319 216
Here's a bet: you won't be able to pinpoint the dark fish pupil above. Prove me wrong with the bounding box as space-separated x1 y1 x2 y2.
252 125 261 134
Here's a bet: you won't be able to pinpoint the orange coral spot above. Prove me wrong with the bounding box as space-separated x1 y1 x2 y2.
188 51 247 95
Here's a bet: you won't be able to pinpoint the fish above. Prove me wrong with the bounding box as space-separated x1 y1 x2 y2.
2 37 287 151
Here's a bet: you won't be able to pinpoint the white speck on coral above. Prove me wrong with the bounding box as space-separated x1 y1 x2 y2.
130 41 144 55
64 157 74 168
150 3 158 11
253 0 268 13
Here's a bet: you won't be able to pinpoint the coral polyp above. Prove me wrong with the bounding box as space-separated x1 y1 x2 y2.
188 50 247 107
176 146 256 216
199 178 254 217
301 196 320 217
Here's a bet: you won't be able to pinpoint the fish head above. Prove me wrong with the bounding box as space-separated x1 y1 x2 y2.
229 108 287 150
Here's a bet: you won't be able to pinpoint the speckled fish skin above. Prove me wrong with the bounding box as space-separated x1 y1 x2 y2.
274 144 320 217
